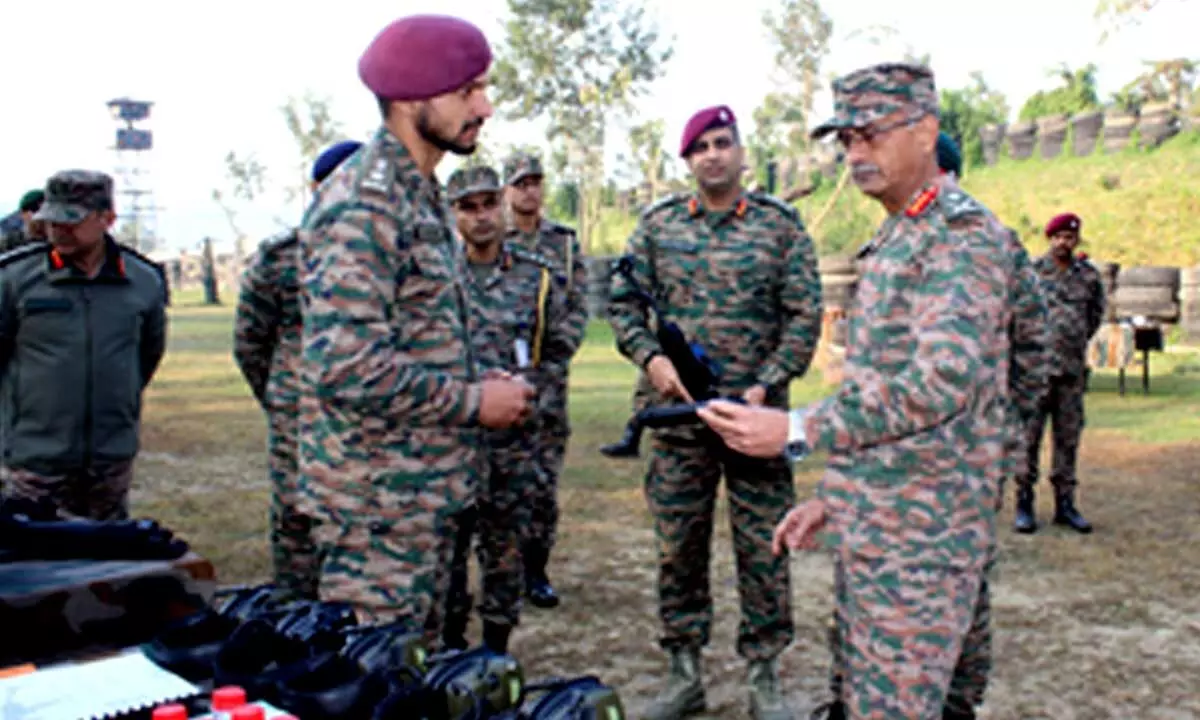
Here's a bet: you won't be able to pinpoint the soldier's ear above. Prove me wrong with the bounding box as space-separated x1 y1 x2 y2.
101 210 117 228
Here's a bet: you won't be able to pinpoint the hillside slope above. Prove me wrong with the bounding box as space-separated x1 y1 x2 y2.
595 132 1200 267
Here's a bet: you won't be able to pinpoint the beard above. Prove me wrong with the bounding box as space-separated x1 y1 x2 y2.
417 106 482 156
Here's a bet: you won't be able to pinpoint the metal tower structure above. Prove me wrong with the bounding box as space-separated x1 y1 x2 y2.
107 98 161 251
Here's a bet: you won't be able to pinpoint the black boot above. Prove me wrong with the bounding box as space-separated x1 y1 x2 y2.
600 417 643 459
482 622 512 654
1053 493 1093 534
1013 487 1037 534
523 545 561 609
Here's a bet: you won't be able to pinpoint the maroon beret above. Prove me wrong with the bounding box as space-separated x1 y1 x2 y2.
679 105 737 157
359 15 493 101
1045 212 1082 237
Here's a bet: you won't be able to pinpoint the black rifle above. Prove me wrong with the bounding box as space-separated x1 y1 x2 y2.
0 497 190 563
602 255 738 459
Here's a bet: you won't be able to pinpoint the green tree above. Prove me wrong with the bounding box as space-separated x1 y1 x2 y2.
1018 64 1101 121
490 0 673 250
939 72 1010 169
762 0 834 147
626 119 668 201
281 93 346 210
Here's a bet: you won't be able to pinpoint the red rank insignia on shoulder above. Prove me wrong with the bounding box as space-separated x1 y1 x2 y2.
904 184 940 218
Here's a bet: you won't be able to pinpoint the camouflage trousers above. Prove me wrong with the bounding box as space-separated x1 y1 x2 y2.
1018 372 1087 498
311 495 471 648
447 446 538 627
527 413 567 556
827 553 987 718
644 436 795 661
0 460 134 521
267 414 318 601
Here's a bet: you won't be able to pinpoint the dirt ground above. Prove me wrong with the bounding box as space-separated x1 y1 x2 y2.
131 426 1200 719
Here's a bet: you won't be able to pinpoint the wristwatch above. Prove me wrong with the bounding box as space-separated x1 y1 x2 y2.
785 408 811 462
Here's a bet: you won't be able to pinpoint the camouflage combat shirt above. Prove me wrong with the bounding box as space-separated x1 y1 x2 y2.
1032 253 1105 378
802 176 1015 570
233 229 302 410
608 192 823 434
296 127 483 524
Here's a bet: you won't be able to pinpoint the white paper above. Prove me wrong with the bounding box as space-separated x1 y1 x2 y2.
0 648 199 720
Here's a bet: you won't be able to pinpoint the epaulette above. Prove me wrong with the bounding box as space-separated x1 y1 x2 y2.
640 192 687 220
937 188 986 224
259 228 299 253
509 244 555 270
0 241 49 269
747 191 801 222
117 243 168 281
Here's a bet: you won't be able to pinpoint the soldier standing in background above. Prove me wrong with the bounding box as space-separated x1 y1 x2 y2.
233 140 362 601
0 190 47 252
607 105 822 720
817 131 1051 720
698 64 1016 719
442 165 578 654
297 15 534 643
1014 213 1103 534
0 171 166 520
502 152 588 609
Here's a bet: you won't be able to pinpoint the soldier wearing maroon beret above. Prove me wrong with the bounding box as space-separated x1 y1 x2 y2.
295 13 535 649
1014 212 1103 534
607 104 822 720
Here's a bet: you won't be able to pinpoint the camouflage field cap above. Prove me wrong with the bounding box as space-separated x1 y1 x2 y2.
502 153 543 186
34 170 114 224
811 62 939 140
446 165 502 203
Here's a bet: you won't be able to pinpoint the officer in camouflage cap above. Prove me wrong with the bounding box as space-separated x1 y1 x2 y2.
441 163 579 654
0 170 166 521
699 64 1018 719
502 151 587 610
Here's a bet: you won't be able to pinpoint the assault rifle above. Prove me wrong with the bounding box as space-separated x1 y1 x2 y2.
601 255 743 458
0 497 190 563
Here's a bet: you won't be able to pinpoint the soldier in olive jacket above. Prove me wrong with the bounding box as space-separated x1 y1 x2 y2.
0 170 167 520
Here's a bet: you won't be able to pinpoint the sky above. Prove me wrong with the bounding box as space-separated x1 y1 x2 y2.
1 0 1195 256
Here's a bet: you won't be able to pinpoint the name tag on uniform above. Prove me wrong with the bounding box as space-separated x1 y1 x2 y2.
415 223 446 244
658 240 700 253
23 297 73 314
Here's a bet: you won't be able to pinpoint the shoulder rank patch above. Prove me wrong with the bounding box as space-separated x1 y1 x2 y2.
640 192 687 220
0 241 49 269
938 188 985 223
260 228 299 253
509 244 554 269
747 191 801 222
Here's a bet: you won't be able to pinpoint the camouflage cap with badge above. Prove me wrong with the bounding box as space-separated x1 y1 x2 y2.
446 165 502 203
502 153 543 186
811 62 939 140
34 170 115 225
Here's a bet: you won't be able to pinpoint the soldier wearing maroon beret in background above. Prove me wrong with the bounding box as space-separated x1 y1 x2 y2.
607 105 822 720
1014 212 1103 534
295 13 534 647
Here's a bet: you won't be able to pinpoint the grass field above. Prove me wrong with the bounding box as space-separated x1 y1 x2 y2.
135 291 1200 718
591 131 1200 268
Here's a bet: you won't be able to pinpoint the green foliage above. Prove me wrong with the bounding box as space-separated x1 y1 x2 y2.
1019 64 1102 121
939 72 1010 169
593 130 1200 266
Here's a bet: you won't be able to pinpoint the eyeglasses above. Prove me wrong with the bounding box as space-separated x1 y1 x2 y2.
835 114 924 150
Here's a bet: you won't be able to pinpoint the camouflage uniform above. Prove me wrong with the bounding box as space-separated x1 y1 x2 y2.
444 166 579 643
0 172 166 522
608 192 822 664
825 225 1050 715
233 229 317 601
1017 254 1105 501
800 64 1016 719
502 154 588 587
296 127 485 644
